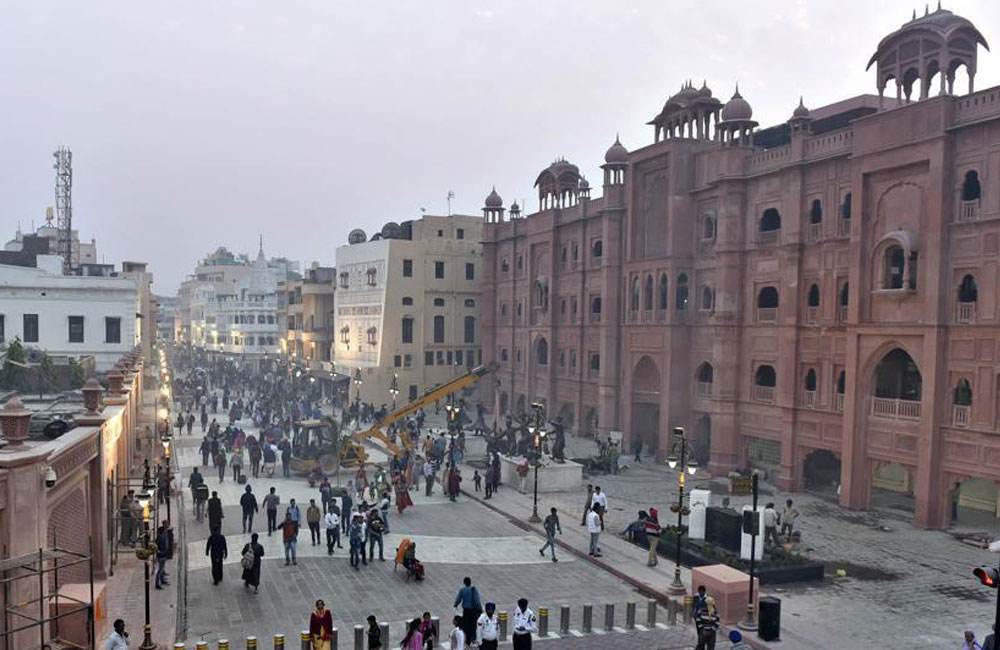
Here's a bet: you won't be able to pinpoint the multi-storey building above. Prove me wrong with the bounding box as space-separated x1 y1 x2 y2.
284 264 335 365
334 216 483 406
482 7 1000 528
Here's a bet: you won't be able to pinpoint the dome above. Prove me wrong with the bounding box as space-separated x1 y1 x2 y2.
867 7 989 70
485 186 503 208
721 85 753 121
579 177 590 190
510 201 520 212
604 136 629 164
698 80 713 98
546 159 580 177
380 222 401 239
348 229 367 245
791 97 811 119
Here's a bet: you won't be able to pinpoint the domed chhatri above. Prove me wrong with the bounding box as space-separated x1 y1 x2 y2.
721 84 753 122
792 96 811 118
604 135 629 165
484 186 503 208
347 228 367 245
380 222 402 239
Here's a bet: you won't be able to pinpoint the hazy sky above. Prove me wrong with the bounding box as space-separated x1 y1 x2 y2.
2 0 998 294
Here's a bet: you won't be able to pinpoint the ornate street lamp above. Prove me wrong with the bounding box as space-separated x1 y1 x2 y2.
134 489 156 650
527 404 547 523
389 374 399 411
353 368 363 421
666 426 698 594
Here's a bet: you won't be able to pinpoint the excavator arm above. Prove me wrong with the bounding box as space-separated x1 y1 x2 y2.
354 364 493 457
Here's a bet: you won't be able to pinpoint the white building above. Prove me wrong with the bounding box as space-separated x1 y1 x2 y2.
0 255 140 371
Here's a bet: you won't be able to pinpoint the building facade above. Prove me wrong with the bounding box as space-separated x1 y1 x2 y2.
284 264 335 365
482 7 1000 528
334 216 483 406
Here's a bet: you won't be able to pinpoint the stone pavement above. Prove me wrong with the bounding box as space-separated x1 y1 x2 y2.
174 424 695 648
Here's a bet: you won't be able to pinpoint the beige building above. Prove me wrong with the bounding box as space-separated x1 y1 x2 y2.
334 216 483 407
284 264 336 365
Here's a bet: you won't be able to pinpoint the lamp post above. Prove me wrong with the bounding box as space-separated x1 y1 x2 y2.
666 426 698 594
389 374 399 411
136 488 156 650
161 434 172 525
527 404 547 523
353 368 363 425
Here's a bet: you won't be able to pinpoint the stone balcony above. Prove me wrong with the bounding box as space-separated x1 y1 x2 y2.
871 397 921 420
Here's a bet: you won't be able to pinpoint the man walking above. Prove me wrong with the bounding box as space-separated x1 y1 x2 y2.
154 520 171 589
205 529 228 585
763 502 780 547
287 498 301 525
367 509 386 562
324 507 340 555
207 491 224 533
780 498 799 541
348 513 365 571
340 492 353 535
240 485 258 534
586 504 602 557
307 499 322 546
592 486 607 530
511 598 537 650
104 619 130 650
580 484 593 526
263 487 280 536
454 576 483 643
539 507 561 562
278 511 299 566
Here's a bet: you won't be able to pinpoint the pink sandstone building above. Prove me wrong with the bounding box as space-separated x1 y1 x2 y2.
481 7 1000 529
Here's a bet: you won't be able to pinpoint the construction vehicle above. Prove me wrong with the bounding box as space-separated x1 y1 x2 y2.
288 416 367 474
353 364 492 459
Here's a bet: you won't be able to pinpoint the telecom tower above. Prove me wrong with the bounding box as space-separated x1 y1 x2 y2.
53 147 73 272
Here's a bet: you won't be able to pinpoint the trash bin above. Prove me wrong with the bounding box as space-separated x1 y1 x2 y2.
758 596 781 641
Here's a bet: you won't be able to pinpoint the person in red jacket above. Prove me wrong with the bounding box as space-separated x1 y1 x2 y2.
309 599 333 650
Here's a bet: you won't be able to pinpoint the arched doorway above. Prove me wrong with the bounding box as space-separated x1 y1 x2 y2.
693 415 711 466
631 356 661 456
951 477 1000 527
871 462 915 517
803 449 841 494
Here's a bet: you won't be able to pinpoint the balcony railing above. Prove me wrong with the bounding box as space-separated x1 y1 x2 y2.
696 381 713 398
757 307 778 324
953 404 971 428
805 306 818 324
757 230 780 247
804 390 816 409
591 312 601 324
837 218 851 237
806 223 822 243
958 199 980 223
836 305 848 324
835 392 845 412
956 301 976 324
871 397 921 420
752 385 776 403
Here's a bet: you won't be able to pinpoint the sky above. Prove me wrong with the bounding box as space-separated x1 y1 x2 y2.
1 0 998 294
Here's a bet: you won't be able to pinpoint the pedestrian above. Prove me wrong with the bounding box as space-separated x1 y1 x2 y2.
367 510 386 561
154 520 171 589
214 448 227 483
240 532 264 593
309 599 334 650
200 437 212 467
780 498 799 540
240 485 259 533
592 486 607 530
580 484 593 526
516 457 529 493
965 630 985 650
104 618 130 650
278 511 299 566
207 491 224 533
586 503 602 557
633 436 643 462
692 585 708 618
454 576 483 642
366 615 383 649
449 615 466 650
348 513 365 570
249 440 262 478
279 438 292 477
424 459 436 496
263 487 280 536
205 529 228 585
319 477 332 514
476 603 499 650
231 446 244 482
340 492 353 535
305 499 322 545
539 507 561 562
378 491 391 533
644 508 662 566
400 618 423 650
473 470 482 492
419 611 437 649
186 412 195 435
694 597 720 650
511 598 537 650
763 502 780 547
287 498 301 524
188 466 205 514
324 507 340 555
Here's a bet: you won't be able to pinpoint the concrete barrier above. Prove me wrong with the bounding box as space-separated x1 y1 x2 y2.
647 599 658 628
668 599 678 626
626 602 636 629
538 607 549 637
582 604 593 633
379 622 389 648
604 603 614 631
353 625 364 650
559 605 570 634
498 611 508 641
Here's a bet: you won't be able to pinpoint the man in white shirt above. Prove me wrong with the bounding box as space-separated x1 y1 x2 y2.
324 510 340 555
586 504 602 557
477 602 500 650
511 598 537 650
592 486 607 530
762 502 780 547
104 619 130 650
449 614 467 650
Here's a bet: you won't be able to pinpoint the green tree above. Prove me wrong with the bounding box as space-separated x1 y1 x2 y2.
0 337 30 392
38 353 57 397
68 358 86 390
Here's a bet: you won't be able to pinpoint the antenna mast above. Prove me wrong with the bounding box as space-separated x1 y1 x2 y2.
53 147 73 273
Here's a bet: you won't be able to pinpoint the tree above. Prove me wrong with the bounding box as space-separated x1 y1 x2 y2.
68 358 86 390
0 337 31 392
38 353 57 397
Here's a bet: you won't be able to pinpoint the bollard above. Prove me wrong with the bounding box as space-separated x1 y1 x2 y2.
559 605 570 634
353 625 364 650
538 607 549 637
379 622 390 648
582 604 593 633
667 599 677 626
330 628 338 650
498 610 509 641
196 643 208 650
604 603 614 631
246 637 257 650
218 641 230 650
273 633 285 650
626 602 636 629
683 595 693 623
173 644 186 650
300 630 311 650
647 599 658 628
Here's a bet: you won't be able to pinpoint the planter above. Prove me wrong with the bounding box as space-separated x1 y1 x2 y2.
638 536 825 585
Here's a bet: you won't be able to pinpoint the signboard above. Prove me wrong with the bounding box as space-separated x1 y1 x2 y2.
730 476 754 495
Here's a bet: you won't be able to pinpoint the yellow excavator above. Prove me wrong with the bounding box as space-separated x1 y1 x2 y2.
351 364 493 460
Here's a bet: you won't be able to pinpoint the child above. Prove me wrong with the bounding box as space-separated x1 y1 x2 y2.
419 611 437 649
473 470 482 492
366 615 382 649
449 615 466 650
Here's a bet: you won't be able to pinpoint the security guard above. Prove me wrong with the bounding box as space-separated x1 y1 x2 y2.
511 597 537 649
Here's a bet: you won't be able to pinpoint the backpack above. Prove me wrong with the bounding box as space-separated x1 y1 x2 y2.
241 546 255 570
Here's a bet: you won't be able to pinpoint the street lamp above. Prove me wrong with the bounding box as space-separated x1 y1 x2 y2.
353 368 363 421
527 405 547 523
666 426 698 594
135 489 156 650
389 374 399 411
161 438 172 524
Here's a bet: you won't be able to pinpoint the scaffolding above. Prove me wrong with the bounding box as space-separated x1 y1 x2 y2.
0 537 94 650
